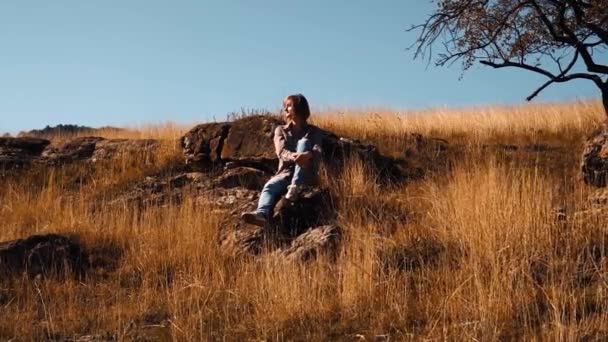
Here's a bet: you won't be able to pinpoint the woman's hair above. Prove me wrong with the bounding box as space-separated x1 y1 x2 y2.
286 94 311 121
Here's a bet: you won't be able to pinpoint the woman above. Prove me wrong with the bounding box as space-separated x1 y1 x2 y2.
241 94 323 227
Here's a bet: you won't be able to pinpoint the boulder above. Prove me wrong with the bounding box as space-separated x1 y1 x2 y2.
0 137 50 169
91 138 159 162
41 136 104 164
581 127 608 187
181 122 232 169
217 186 340 260
1 136 162 170
181 115 449 183
0 234 87 278
214 166 270 190
181 116 281 173
277 225 342 262
42 137 160 165
220 116 281 172
272 187 335 236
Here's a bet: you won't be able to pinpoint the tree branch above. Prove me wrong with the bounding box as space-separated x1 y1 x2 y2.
566 0 608 44
481 58 604 90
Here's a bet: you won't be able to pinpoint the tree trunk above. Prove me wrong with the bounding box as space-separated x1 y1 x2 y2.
602 85 608 118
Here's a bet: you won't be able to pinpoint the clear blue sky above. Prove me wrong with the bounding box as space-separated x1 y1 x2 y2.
0 0 601 133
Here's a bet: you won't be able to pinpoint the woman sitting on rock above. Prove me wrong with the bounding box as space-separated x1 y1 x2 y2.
241 94 324 227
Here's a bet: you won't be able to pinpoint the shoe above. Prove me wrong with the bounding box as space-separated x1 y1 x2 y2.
285 185 301 201
241 211 267 227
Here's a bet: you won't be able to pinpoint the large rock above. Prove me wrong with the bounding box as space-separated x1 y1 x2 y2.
0 234 87 278
218 187 341 261
214 166 270 190
1 136 161 169
91 138 159 162
42 137 159 165
41 136 105 164
272 187 335 236
182 116 281 173
220 116 281 172
181 122 232 169
581 127 608 187
0 137 50 169
181 115 449 183
276 225 342 262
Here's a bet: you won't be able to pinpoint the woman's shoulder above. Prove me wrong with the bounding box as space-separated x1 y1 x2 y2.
307 124 326 135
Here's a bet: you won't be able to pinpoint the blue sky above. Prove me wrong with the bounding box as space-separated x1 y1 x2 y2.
0 0 601 133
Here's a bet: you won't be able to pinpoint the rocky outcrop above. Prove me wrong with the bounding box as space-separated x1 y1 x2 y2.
0 137 51 169
182 116 280 173
91 139 159 162
41 136 105 164
181 115 450 182
0 234 87 278
105 168 341 261
581 127 608 187
0 136 160 169
218 187 341 261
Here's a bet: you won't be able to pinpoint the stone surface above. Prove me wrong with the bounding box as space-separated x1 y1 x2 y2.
181 122 232 169
91 138 159 162
220 115 281 172
217 187 340 260
0 136 161 169
272 187 335 236
41 136 105 164
0 234 87 278
0 137 50 169
581 127 608 187
277 225 342 262
181 115 450 183
214 166 270 190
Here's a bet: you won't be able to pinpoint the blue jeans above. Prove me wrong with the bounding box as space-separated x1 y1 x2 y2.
256 138 315 216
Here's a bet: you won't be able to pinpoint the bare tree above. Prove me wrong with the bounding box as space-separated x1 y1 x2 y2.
410 0 608 116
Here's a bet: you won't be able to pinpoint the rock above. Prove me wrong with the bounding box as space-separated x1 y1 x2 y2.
581 127 608 187
0 137 50 169
41 137 160 165
181 122 232 169
321 133 410 182
219 224 266 256
181 116 281 173
0 234 87 278
214 166 270 190
181 115 449 184
217 186 340 261
41 136 104 164
220 115 282 172
1 135 162 170
91 138 159 162
272 187 335 236
277 225 342 262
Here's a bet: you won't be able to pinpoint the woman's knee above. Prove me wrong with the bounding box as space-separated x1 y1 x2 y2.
297 138 312 152
263 176 289 193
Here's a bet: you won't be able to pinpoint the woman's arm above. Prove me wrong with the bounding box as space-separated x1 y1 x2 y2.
274 126 298 162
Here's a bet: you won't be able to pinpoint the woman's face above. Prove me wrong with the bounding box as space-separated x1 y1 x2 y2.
283 97 297 122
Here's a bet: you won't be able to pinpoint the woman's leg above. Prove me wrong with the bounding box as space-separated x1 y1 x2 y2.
256 175 290 217
291 138 313 186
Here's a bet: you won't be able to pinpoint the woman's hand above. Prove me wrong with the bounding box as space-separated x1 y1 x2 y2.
294 152 313 168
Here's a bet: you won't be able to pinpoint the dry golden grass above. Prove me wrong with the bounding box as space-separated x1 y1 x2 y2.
1 100 607 340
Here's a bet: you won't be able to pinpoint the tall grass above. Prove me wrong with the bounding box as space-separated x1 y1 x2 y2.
0 100 607 340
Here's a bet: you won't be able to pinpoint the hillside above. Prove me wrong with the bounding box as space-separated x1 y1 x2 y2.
1 100 607 340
